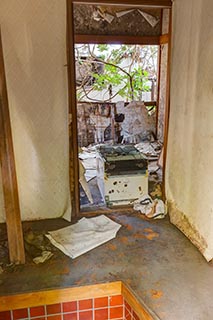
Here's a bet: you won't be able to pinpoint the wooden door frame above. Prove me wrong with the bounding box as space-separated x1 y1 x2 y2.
0 30 25 264
67 0 172 218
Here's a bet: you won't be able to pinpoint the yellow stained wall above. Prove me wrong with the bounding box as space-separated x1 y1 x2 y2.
166 0 213 261
0 0 71 221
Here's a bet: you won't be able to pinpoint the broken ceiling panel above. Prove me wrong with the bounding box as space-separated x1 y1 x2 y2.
138 10 159 28
74 4 161 37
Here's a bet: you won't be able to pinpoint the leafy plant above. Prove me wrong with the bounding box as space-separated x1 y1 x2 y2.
75 44 157 102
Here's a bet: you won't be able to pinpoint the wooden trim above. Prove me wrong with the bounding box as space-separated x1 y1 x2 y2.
75 34 160 45
0 281 122 312
159 33 169 44
156 45 161 136
0 281 158 320
78 101 157 106
67 0 80 217
156 8 163 137
162 9 172 200
0 281 156 320
122 282 155 320
0 31 25 264
144 101 157 107
72 0 172 8
80 207 135 216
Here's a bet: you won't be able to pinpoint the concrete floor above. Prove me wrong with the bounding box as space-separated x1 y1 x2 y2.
0 212 213 320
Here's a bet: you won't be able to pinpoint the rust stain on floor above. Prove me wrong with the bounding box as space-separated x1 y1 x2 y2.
144 228 154 233
59 266 70 275
150 289 163 299
120 236 129 244
133 233 145 239
143 228 159 240
107 244 117 251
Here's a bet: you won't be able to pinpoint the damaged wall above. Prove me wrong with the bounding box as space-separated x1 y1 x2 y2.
77 102 156 147
0 0 71 222
74 5 161 36
166 0 213 261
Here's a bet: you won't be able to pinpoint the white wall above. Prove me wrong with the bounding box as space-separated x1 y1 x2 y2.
0 0 71 221
166 0 213 261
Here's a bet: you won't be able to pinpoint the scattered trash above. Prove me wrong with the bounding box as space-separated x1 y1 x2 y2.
135 141 162 160
33 251 53 265
150 184 162 199
24 231 53 264
134 195 166 219
46 215 121 259
79 146 97 182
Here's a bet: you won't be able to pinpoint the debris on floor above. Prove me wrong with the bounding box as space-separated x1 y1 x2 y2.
33 251 53 265
78 141 163 208
135 141 162 160
150 184 163 198
134 195 166 219
79 146 97 182
46 215 121 259
24 231 53 264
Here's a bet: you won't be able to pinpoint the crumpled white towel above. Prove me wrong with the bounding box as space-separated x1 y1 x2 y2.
46 215 121 259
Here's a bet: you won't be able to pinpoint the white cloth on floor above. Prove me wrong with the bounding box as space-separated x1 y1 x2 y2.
46 215 121 259
133 195 166 219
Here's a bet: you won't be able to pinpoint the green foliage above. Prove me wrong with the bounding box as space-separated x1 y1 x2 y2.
75 44 157 102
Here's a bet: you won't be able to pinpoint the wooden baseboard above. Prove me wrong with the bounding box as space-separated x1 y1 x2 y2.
0 280 159 319
0 281 122 312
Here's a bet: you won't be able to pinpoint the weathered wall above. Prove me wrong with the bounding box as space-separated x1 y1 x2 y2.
166 0 213 261
77 102 156 147
0 0 71 221
74 5 161 36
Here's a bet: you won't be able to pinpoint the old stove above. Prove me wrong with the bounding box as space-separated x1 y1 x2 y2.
97 145 148 206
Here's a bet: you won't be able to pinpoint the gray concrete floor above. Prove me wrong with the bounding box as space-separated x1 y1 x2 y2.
0 212 213 320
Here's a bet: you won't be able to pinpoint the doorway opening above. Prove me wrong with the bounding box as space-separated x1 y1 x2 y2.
68 2 171 215
75 43 162 210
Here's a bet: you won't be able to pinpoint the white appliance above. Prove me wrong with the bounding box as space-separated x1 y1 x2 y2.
97 145 148 207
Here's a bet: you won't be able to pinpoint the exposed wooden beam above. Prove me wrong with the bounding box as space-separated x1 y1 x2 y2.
0 31 25 264
67 0 80 217
72 0 172 8
75 34 160 45
156 9 163 135
159 33 169 44
162 9 172 200
78 101 157 106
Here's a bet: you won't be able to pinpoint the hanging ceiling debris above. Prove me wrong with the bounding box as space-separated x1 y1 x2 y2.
95 6 160 27
74 4 162 36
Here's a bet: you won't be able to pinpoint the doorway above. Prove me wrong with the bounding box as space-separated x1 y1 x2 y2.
67 1 172 217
